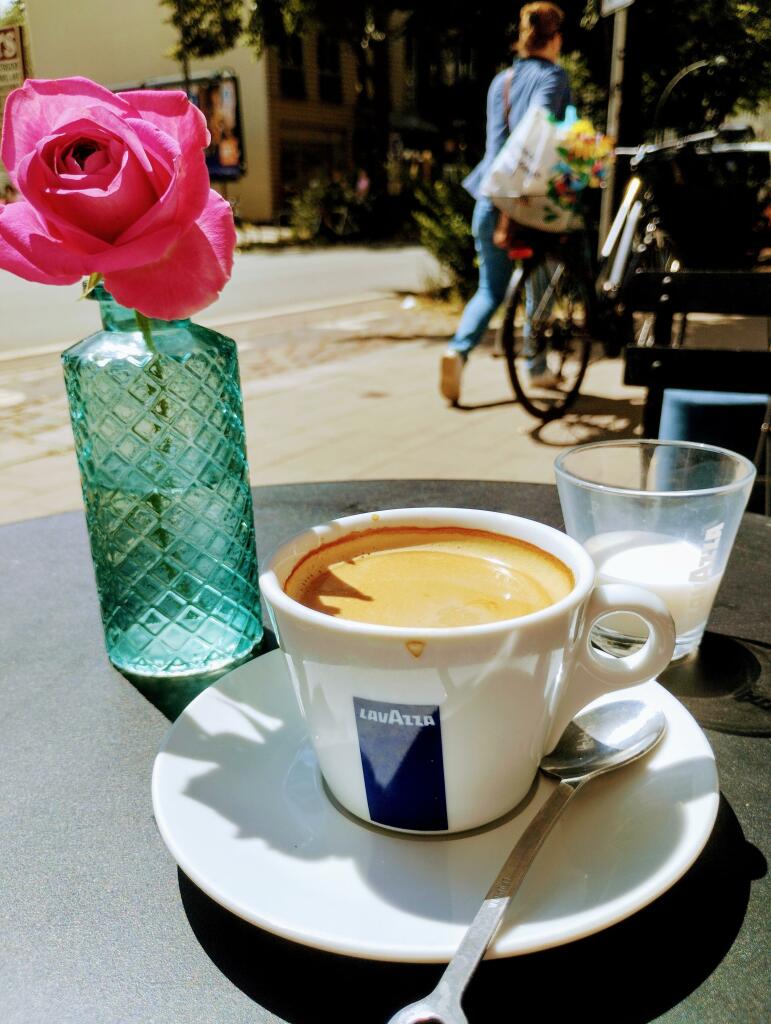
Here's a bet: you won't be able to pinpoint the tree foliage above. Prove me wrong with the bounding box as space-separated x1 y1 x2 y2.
0 1 33 77
243 1 393 51
158 1 771 142
615 0 771 137
0 0 25 27
413 176 476 298
160 0 242 66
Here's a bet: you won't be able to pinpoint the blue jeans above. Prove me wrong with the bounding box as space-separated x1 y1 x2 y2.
449 199 548 374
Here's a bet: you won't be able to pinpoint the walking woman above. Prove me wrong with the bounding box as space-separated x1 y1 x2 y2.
440 2 571 404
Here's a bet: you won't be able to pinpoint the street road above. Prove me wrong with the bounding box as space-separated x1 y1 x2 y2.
0 244 443 358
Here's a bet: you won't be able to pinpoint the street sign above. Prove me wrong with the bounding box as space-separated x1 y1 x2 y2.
0 24 25 113
0 24 25 178
601 0 635 15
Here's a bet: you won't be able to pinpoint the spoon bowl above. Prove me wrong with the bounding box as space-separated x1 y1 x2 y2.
388 698 667 1024
542 699 667 784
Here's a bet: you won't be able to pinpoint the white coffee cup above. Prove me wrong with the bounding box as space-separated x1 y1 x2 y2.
259 508 676 834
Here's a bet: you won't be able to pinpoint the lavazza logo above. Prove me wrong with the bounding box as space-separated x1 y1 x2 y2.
357 706 436 727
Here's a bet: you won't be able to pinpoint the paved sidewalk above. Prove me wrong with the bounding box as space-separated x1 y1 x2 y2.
0 294 647 526
240 335 643 485
4 288 765 528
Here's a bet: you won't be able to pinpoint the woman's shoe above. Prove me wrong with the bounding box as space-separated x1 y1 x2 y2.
440 350 464 404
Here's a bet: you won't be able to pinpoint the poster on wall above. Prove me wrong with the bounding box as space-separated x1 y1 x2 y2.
115 71 246 183
185 73 245 182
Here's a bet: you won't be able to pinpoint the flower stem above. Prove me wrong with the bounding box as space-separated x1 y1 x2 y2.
81 272 104 299
135 311 159 354
136 310 169 422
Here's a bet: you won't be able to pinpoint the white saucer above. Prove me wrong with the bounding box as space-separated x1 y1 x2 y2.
152 650 719 963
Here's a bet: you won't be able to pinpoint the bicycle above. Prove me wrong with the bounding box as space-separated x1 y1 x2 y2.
498 125 770 422
599 124 770 348
497 223 610 421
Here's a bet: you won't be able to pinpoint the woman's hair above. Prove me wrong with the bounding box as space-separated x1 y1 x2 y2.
517 2 564 56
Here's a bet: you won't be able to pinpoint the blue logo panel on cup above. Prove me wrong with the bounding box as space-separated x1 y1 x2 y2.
353 697 448 831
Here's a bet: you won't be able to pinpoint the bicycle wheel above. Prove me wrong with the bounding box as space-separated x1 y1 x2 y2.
500 255 592 420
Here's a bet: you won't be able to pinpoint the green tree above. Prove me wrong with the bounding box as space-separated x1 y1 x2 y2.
160 0 243 88
156 1 771 167
0 0 24 25
583 0 771 140
0 0 33 76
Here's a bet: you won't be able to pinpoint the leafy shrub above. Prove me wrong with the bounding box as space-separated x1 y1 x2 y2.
289 176 373 242
413 175 476 298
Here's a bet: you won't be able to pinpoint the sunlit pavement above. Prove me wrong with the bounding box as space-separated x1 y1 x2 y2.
0 290 647 526
1 243 765 526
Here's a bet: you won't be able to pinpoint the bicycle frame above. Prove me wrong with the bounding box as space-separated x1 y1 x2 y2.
500 255 567 339
599 177 645 299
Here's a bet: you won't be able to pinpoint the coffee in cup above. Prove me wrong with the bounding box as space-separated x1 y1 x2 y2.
260 508 676 834
284 526 574 628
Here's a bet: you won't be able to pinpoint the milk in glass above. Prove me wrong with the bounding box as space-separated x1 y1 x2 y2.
585 531 722 639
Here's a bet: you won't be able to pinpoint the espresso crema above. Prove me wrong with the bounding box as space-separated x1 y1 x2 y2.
284 526 574 628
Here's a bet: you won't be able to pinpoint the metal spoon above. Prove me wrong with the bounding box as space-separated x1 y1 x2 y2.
387 699 666 1024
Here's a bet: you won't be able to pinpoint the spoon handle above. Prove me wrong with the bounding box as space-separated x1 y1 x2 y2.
437 780 577 1001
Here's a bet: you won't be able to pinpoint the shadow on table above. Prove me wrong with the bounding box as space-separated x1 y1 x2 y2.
124 631 280 721
659 632 771 737
178 795 765 1024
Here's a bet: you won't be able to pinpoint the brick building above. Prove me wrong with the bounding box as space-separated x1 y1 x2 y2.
21 0 384 222
20 2 482 221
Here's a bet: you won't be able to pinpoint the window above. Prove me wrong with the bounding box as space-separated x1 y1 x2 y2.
317 34 342 104
280 136 347 194
279 35 305 100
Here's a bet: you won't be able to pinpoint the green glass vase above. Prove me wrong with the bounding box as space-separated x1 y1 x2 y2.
62 286 262 680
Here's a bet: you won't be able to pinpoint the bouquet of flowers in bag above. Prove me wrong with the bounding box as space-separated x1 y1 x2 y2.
547 118 613 213
482 106 613 233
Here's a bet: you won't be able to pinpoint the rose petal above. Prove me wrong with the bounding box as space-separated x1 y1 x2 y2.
0 200 85 284
38 108 155 176
18 113 174 247
41 126 115 188
117 90 210 151
115 117 208 245
90 222 182 273
104 190 235 319
40 145 159 243
51 131 116 184
14 150 122 253
54 138 113 179
1 78 135 180
8 147 183 271
0 78 222 298
83 148 111 173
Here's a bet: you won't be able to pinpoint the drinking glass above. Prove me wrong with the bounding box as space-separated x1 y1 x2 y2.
554 440 756 661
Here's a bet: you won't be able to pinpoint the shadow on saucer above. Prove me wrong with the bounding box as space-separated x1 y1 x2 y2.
178 794 765 1024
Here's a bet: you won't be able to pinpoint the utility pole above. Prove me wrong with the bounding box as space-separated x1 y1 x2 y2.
598 0 635 256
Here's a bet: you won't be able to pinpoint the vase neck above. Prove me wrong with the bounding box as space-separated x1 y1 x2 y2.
88 284 191 332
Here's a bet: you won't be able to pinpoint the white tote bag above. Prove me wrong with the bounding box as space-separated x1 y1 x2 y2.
481 105 583 233
481 105 557 202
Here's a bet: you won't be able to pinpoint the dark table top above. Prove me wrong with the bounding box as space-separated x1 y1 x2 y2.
1 480 769 1024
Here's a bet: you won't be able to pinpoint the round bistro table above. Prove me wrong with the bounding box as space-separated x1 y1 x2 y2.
1 480 768 1024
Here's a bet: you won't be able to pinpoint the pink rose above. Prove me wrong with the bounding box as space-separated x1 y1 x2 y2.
0 77 235 319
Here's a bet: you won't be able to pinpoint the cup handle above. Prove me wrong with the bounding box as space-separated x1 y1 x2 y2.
545 583 676 752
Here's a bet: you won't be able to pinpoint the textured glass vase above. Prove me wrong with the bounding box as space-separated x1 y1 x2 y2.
62 286 262 680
